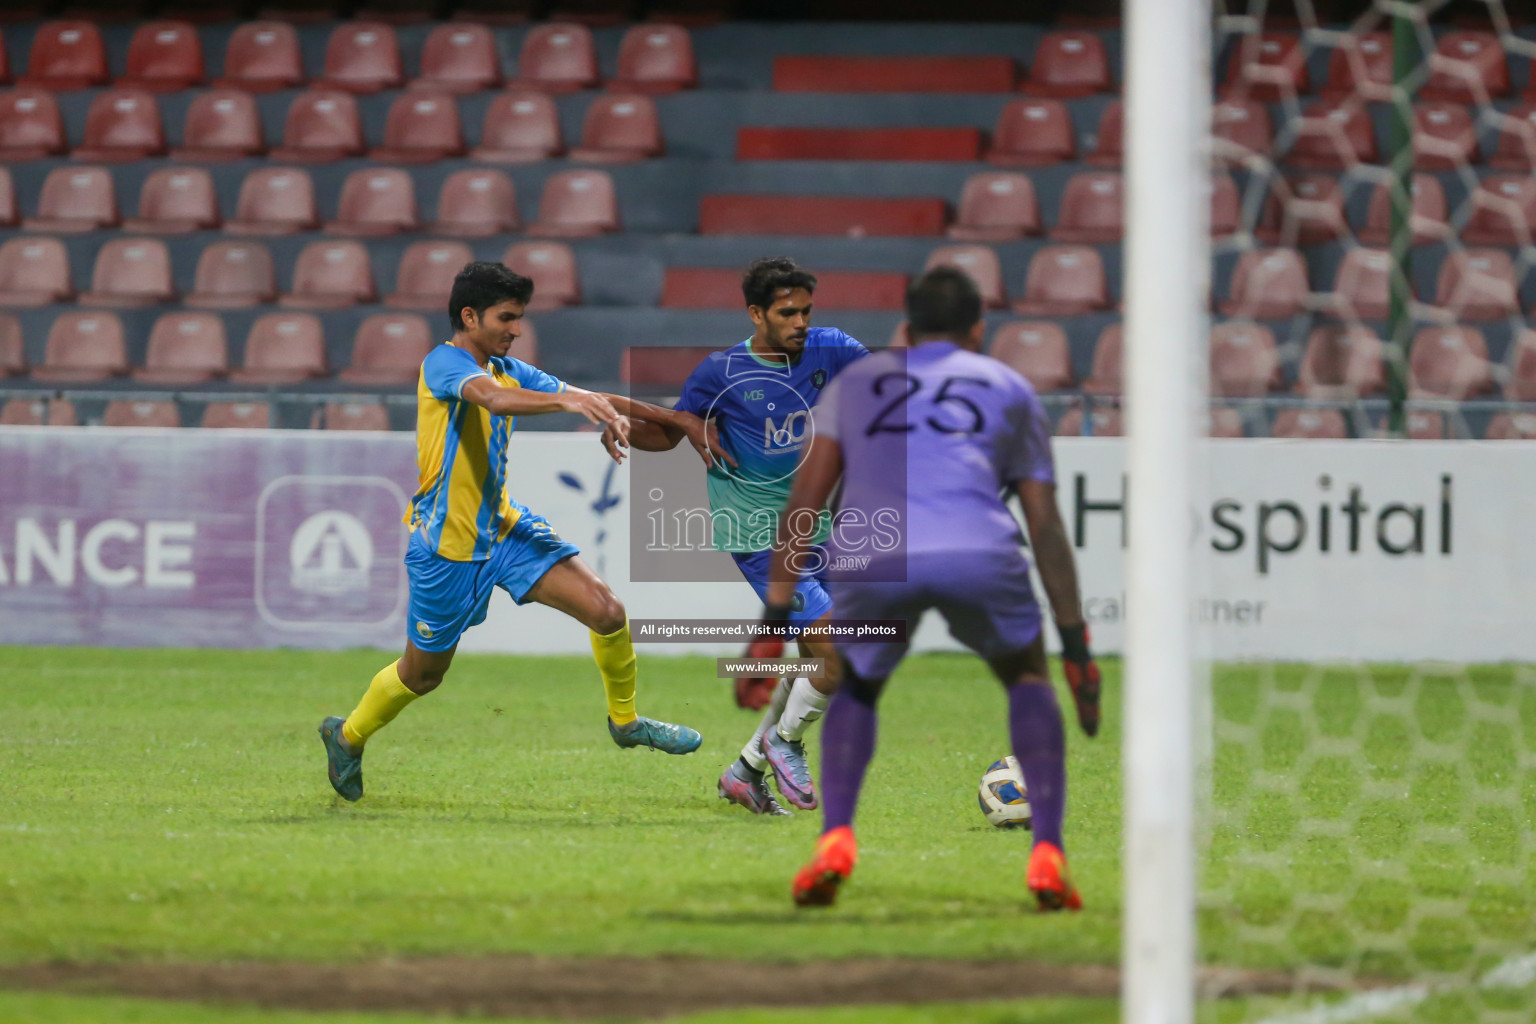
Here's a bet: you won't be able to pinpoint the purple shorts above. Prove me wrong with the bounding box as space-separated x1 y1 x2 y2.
829 549 1043 680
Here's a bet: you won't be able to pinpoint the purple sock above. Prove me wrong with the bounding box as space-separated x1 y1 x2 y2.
1008 681 1067 850
819 690 878 833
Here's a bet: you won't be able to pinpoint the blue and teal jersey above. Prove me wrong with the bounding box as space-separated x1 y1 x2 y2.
674 327 867 552
405 343 567 562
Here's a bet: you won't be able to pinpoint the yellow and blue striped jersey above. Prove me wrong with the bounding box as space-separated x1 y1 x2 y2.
405 343 567 561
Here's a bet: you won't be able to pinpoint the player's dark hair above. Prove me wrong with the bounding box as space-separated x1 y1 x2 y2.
905 266 983 339
741 257 817 310
448 262 534 333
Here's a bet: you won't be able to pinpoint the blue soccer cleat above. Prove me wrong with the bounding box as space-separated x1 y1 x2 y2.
318 716 363 802
609 716 702 755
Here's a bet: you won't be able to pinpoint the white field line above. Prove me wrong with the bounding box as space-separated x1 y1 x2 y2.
1252 950 1536 1024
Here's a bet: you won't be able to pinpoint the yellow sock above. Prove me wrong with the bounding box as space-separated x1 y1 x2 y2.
591 620 637 725
341 661 420 749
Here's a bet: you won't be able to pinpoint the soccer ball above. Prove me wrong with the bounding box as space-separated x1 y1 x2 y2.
977 756 1032 830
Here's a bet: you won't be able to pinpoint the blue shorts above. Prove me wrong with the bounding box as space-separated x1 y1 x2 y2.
730 544 833 627
405 512 580 652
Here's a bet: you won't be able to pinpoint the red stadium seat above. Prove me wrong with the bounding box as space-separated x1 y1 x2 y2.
323 401 391 431
1051 171 1123 243
699 195 947 237
271 90 364 163
0 88 65 161
281 240 375 309
1462 175 1536 246
988 320 1072 391
1358 174 1449 245
318 23 402 93
1210 173 1240 238
571 93 663 162
529 170 620 237
327 168 419 236
432 169 519 236
0 237 72 306
1435 249 1519 321
1024 30 1111 96
230 313 327 384
1272 408 1347 439
472 91 564 162
1296 325 1385 398
133 312 227 384
661 268 907 310
172 90 264 162
340 313 434 384
1014 245 1110 315
186 241 276 308
226 168 317 235
1255 174 1345 247
949 172 1040 241
1211 98 1273 164
1208 406 1246 438
24 166 119 233
773 56 1014 93
1485 413 1536 440
1506 331 1536 401
372 91 465 163
1286 97 1375 169
621 346 709 394
1423 31 1508 103
1396 409 1447 441
1409 325 1492 399
81 238 175 308
0 314 20 377
1084 100 1122 166
0 31 9 86
217 22 304 93
736 127 981 162
22 21 108 91
1209 321 1280 397
1083 323 1123 394
611 24 696 93
1222 32 1307 101
103 400 181 428
1055 404 1123 437
1220 249 1308 319
74 89 165 162
988 99 1075 165
1413 101 1477 170
924 244 1006 308
124 167 219 234
511 23 599 92
121 21 204 92
415 23 502 93
386 240 473 310
1 397 77 426
33 311 126 382
1325 247 1394 321
1489 102 1536 170
503 241 580 309
1324 32 1390 100
201 401 270 429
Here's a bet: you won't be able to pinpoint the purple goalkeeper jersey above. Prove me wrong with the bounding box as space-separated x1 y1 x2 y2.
815 341 1055 559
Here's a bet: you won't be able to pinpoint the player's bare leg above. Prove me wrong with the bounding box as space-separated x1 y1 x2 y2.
320 641 455 801
987 639 1079 912
762 620 838 809
525 555 701 754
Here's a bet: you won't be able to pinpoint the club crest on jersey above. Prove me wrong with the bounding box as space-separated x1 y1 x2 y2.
810 369 828 390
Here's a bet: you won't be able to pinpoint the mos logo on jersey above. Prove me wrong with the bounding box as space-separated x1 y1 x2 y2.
289 511 373 595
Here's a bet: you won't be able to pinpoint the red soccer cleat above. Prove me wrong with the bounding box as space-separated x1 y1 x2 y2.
1027 840 1083 912
792 825 858 907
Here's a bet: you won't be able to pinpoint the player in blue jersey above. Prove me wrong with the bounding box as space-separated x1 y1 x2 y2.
319 262 722 802
750 268 1103 911
623 258 868 816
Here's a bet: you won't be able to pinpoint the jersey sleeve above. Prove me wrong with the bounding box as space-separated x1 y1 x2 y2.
830 329 869 370
674 356 720 417
1002 385 1057 485
422 345 490 400
811 374 845 442
501 357 567 394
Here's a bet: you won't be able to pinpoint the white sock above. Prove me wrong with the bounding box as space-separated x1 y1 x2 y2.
741 676 792 771
777 676 830 742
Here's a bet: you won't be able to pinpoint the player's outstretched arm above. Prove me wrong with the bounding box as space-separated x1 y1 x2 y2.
766 435 844 608
599 394 735 470
460 376 621 425
1017 479 1102 737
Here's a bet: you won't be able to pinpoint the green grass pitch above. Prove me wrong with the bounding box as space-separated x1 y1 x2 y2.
2 646 1534 1023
